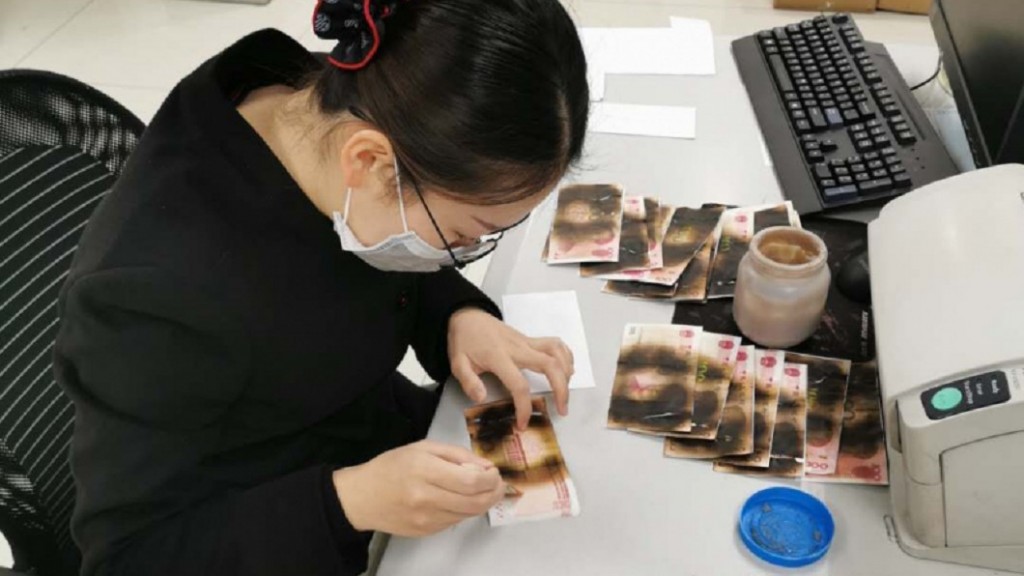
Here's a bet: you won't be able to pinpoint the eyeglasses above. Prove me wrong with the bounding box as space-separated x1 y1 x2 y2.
407 178 529 269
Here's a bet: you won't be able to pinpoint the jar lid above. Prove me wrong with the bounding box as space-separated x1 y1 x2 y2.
738 487 835 568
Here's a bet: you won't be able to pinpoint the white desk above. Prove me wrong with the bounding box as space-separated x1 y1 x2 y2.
378 38 1007 576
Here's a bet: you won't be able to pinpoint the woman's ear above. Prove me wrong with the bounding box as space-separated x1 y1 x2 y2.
338 127 395 190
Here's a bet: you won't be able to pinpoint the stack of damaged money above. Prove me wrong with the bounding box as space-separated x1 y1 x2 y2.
609 324 888 483
542 184 801 301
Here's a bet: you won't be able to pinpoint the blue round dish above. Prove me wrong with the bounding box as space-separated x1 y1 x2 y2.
739 487 835 568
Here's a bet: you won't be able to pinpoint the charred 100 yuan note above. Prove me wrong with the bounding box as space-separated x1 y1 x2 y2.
714 361 808 478
786 352 852 477
608 324 703 433
664 345 756 459
706 201 801 299
641 206 723 286
716 349 785 468
465 397 580 526
651 332 741 440
545 184 624 264
581 195 650 279
644 199 668 269
668 236 715 302
805 360 889 485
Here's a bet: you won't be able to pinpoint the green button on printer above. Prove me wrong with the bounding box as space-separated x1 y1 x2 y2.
931 387 964 411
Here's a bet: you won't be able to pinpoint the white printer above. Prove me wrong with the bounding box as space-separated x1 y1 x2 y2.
869 164 1024 573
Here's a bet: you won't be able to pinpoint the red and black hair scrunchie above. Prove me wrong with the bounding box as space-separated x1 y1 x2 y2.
312 0 412 71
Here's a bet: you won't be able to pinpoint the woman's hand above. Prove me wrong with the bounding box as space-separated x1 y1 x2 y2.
447 308 573 429
333 440 504 537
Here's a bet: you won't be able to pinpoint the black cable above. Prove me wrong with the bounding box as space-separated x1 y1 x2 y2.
910 57 943 91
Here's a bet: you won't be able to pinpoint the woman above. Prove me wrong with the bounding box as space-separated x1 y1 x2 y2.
54 0 589 574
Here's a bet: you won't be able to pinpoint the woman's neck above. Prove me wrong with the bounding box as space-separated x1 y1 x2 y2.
237 86 343 218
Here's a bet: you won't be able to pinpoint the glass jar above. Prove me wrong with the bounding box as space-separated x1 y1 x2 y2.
733 227 831 349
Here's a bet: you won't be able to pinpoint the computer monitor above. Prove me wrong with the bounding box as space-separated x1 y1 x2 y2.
930 0 1024 168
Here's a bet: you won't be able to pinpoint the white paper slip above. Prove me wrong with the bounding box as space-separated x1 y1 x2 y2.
580 27 716 77
501 291 596 392
589 103 697 139
669 17 716 75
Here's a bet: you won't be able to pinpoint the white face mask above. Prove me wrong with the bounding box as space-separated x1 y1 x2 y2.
331 159 494 273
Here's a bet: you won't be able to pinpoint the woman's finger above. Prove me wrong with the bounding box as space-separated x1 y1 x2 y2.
451 354 487 403
515 347 569 417
422 456 503 496
425 481 505 517
530 337 574 379
418 440 493 469
488 355 534 430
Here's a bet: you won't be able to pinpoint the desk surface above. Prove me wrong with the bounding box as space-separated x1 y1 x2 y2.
378 38 1008 576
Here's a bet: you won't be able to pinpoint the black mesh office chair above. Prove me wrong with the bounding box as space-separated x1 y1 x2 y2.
0 70 146 576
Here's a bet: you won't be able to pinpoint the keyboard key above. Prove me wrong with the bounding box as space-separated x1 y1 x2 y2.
808 150 825 162
831 158 848 168
824 107 843 126
833 166 850 176
843 108 859 123
854 171 870 182
791 110 807 120
874 136 891 147
855 138 873 151
788 101 803 111
869 127 886 137
852 130 869 140
820 178 837 188
864 151 880 160
896 130 917 144
850 163 867 173
795 119 812 133
883 104 901 116
889 163 906 174
872 169 889 179
867 119 883 128
838 175 855 186
889 114 906 125
885 154 901 165
814 164 832 180
804 141 821 152
893 122 910 133
857 102 876 117
868 159 885 170
859 178 893 194
823 184 859 201
821 139 838 152
808 107 828 130
893 173 912 188
769 54 794 92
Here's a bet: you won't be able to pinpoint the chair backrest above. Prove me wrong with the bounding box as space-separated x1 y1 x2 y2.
0 69 145 177
1 71 145 575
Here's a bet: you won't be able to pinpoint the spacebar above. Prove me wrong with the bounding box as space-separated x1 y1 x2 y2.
768 54 794 93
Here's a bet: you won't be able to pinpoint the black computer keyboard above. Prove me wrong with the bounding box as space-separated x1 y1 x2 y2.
733 13 959 215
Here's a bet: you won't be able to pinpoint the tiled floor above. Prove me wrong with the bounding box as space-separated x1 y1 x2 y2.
0 0 935 567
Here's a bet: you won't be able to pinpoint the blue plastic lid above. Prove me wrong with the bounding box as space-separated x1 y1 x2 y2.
738 487 835 568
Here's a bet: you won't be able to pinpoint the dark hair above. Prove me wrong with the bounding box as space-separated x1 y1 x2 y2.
309 0 589 205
